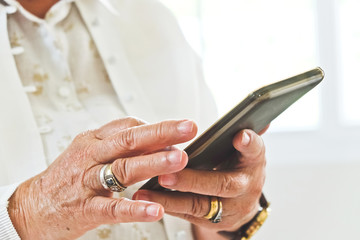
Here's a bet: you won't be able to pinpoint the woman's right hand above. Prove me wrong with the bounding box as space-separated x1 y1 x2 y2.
8 117 197 240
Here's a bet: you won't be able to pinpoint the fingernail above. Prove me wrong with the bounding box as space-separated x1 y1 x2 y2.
167 150 181 164
177 120 193 134
133 191 150 201
242 131 250 146
159 174 177 186
163 146 173 151
146 205 160 217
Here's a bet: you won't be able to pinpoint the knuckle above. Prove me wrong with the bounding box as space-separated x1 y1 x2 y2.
81 138 100 161
105 199 119 222
121 201 143 220
114 159 132 186
68 132 96 162
154 122 169 142
73 130 90 143
74 130 96 147
73 133 83 143
159 198 171 210
125 116 146 126
217 175 242 197
117 129 137 151
126 203 138 219
190 196 208 217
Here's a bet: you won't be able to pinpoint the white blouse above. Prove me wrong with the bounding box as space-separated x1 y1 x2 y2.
5 0 169 239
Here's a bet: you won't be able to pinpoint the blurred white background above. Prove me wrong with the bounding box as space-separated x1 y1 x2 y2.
159 0 360 239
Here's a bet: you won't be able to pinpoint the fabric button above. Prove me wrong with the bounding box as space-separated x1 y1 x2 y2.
23 85 38 93
11 46 24 55
5 6 17 14
65 102 83 111
24 86 38 93
39 125 53 134
58 86 71 98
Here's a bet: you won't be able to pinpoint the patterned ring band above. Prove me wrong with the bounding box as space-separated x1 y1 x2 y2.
100 164 127 192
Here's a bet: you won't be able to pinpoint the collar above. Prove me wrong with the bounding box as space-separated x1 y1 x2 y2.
3 0 75 25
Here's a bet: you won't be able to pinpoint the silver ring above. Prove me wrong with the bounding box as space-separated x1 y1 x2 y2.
211 198 223 223
100 164 127 192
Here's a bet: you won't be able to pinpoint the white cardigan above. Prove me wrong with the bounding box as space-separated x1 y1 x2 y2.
0 0 217 239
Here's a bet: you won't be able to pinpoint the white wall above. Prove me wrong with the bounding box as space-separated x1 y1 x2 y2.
254 163 360 240
159 0 360 239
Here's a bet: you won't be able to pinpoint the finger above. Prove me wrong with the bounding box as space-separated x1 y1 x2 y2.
92 120 197 163
166 206 258 232
157 169 251 198
133 190 209 218
84 196 164 225
85 149 188 191
133 190 259 230
112 148 188 187
258 124 270 135
232 129 266 165
93 117 147 140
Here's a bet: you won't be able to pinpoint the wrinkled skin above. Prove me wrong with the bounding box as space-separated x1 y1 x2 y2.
134 126 268 240
8 117 267 240
9 1 267 240
9 118 196 239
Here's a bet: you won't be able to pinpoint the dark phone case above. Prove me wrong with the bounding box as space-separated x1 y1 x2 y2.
141 67 324 191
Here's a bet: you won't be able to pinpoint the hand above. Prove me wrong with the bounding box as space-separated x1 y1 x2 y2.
8 117 197 240
133 129 266 239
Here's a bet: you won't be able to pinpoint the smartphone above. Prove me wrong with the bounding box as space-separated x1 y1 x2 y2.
141 67 324 191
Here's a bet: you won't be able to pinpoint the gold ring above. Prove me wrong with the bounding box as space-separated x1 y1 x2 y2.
203 196 219 220
212 199 223 223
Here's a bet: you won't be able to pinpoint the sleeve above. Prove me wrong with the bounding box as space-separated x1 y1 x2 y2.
0 184 21 240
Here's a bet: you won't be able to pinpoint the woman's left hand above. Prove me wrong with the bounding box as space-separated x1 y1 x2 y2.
133 128 266 238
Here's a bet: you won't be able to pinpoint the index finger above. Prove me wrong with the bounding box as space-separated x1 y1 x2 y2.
93 117 147 140
92 120 198 163
158 169 252 198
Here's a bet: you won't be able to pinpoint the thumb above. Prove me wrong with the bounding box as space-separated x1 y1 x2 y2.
232 129 265 165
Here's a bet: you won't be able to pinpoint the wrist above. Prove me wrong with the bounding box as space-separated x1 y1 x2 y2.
8 180 35 240
0 183 22 239
218 193 270 240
